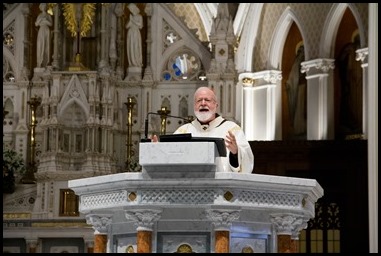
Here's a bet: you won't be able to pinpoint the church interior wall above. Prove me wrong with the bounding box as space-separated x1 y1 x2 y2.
2 3 376 253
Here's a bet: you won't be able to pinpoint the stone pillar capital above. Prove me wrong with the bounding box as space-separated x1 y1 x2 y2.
125 209 162 231
86 213 113 234
239 70 282 88
205 209 240 230
301 58 335 74
270 213 309 235
356 47 369 64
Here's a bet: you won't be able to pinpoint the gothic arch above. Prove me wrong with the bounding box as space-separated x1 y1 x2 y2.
233 3 251 37
235 3 263 72
268 6 309 70
320 3 366 58
58 100 88 125
3 47 19 82
3 98 14 118
193 3 218 38
58 75 90 119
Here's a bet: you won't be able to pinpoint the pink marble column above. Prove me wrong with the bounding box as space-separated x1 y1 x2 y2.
215 230 229 253
94 234 107 253
137 230 152 253
278 234 292 253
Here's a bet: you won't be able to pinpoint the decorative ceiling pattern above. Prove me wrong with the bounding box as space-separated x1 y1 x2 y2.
253 3 331 71
168 3 209 42
167 3 368 72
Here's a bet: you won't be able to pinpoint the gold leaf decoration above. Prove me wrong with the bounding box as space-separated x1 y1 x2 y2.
62 3 76 37
62 3 96 37
81 3 96 37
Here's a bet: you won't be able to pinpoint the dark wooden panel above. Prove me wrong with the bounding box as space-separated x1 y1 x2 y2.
249 140 368 253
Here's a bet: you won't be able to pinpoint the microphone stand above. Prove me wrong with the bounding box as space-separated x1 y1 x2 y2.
141 109 194 142
141 115 152 142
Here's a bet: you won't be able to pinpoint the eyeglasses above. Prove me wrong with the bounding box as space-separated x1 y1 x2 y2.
195 98 216 104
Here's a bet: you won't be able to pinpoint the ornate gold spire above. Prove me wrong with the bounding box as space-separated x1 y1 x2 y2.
62 3 96 37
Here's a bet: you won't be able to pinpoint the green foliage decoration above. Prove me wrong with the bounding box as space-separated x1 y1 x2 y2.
3 149 26 193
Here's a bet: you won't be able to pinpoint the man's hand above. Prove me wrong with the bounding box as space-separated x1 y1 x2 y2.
151 134 159 142
225 130 238 154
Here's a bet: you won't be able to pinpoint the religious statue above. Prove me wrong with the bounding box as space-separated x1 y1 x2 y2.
35 3 53 68
126 3 143 68
286 45 306 136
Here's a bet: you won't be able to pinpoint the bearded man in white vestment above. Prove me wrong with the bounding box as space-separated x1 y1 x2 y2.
156 87 254 174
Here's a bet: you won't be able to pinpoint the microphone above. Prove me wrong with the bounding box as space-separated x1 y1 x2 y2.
141 112 154 142
141 112 193 142
166 113 193 123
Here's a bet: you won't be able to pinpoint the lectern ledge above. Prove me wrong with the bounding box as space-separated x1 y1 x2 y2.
139 140 224 178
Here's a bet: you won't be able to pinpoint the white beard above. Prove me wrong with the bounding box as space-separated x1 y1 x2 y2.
195 111 214 122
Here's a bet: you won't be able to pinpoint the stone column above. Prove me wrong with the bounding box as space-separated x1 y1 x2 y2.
355 48 369 138
215 230 229 253
26 239 38 253
21 4 31 78
205 209 240 253
114 3 125 79
367 4 378 253
137 230 152 253
239 70 282 140
94 234 107 253
86 214 113 253
270 213 309 253
142 3 153 81
51 4 60 70
301 59 335 140
98 3 109 69
207 3 237 121
141 3 154 130
125 209 162 253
